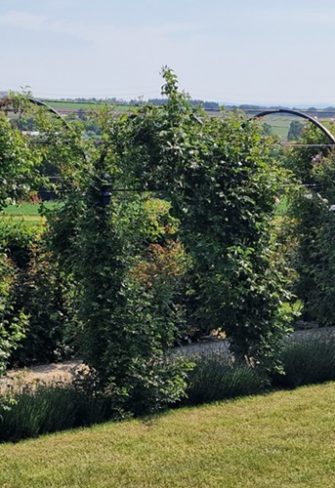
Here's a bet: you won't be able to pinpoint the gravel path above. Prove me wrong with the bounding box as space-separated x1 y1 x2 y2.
1 327 334 393
0 360 81 394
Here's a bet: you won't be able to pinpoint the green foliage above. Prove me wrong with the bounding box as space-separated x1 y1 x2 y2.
286 123 335 324
0 221 33 378
0 384 113 442
0 252 27 378
0 107 43 387
0 98 93 370
79 194 190 411
0 219 38 369
0 113 41 210
9 93 92 200
274 335 335 387
185 352 265 405
10 245 78 365
0 72 297 416
40 68 296 396
110 67 294 371
287 120 304 141
48 171 192 412
0 219 77 366
0 219 38 269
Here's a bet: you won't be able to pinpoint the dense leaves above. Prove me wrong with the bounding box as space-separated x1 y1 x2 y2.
0 113 40 210
108 68 294 371
286 123 335 324
0 252 26 377
50 182 192 413
1 70 297 414
0 112 42 384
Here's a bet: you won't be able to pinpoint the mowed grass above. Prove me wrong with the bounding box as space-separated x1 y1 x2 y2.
264 114 332 140
1 382 335 488
265 115 305 140
1 202 61 226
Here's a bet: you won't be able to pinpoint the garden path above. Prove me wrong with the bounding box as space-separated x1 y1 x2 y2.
2 326 335 393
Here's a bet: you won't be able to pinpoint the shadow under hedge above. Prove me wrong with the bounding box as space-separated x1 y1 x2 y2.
2 333 335 443
0 386 115 443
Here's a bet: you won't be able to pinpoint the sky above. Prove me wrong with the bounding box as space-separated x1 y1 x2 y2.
1 0 335 105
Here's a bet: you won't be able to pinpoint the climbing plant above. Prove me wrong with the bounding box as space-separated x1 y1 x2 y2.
3 70 296 415
285 123 335 325
0 110 42 386
110 68 295 371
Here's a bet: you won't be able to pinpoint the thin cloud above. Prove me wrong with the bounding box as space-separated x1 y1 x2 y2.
247 5 335 24
0 10 47 30
0 10 92 42
0 9 200 44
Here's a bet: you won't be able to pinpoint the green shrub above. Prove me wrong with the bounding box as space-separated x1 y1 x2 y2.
0 384 113 443
114 67 295 372
0 252 27 380
0 112 41 211
48 174 193 413
0 219 40 269
275 335 335 388
285 123 335 325
185 352 265 405
0 219 77 366
11 246 78 366
6 72 295 415
0 219 36 371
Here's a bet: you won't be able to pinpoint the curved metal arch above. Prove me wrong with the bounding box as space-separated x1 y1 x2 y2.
27 97 74 132
26 97 88 164
252 108 335 145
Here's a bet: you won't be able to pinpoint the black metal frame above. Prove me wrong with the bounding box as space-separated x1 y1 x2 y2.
252 108 335 145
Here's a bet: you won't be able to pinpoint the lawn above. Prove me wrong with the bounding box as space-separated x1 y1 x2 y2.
262 114 309 140
1 202 61 226
1 382 335 487
263 114 332 141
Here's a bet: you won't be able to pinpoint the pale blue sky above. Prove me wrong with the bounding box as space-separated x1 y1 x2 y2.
1 0 335 105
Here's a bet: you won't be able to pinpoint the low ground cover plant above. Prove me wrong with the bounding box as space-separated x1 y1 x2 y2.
3 332 335 442
274 335 335 387
0 383 112 442
185 352 265 405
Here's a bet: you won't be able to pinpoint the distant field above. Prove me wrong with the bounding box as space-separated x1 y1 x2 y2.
46 103 304 140
264 115 298 139
1 202 61 226
260 114 310 140
43 101 334 141
45 100 131 113
256 113 332 141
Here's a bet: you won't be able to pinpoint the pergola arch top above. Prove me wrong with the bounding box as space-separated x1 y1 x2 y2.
252 108 335 145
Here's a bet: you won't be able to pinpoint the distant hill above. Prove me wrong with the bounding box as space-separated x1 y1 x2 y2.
40 97 335 118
